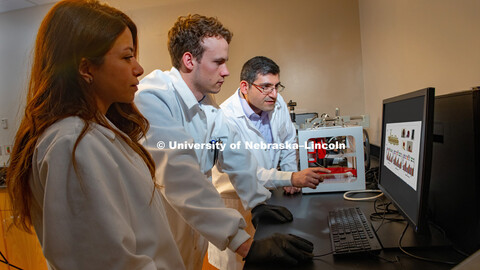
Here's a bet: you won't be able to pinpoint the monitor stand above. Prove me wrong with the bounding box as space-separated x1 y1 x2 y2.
372 220 451 249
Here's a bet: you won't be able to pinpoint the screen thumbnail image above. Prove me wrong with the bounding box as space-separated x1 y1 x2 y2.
384 121 422 190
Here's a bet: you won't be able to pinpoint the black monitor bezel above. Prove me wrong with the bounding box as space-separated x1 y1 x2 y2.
378 87 435 234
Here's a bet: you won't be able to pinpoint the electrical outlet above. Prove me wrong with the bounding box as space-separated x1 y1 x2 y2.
1 119 7 129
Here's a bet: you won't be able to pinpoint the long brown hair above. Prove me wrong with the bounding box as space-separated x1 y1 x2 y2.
6 0 155 232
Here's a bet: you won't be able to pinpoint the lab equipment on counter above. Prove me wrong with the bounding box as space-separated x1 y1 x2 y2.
298 125 366 193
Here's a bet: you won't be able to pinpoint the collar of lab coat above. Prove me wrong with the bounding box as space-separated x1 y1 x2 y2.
95 123 116 140
98 117 130 141
168 67 202 110
227 88 281 119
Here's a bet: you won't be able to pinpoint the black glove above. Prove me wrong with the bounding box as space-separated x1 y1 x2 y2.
244 233 314 265
251 204 293 228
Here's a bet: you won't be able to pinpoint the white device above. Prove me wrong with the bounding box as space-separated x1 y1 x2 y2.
298 125 366 193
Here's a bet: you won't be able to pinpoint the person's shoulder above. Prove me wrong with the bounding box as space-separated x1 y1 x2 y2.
221 89 239 106
41 117 86 140
35 117 86 159
136 69 178 104
36 117 119 161
276 93 288 106
137 69 176 96
274 93 291 114
219 90 240 115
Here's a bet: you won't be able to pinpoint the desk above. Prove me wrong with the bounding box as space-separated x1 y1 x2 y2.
244 190 465 270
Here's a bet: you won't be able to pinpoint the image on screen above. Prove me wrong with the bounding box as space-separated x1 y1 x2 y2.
383 121 422 191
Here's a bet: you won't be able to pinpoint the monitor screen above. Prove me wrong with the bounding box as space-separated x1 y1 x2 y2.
378 87 435 233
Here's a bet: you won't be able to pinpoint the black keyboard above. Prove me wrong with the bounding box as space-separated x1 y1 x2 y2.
328 207 382 255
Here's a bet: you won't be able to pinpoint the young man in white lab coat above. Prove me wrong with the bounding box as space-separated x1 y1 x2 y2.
208 56 330 270
134 15 314 269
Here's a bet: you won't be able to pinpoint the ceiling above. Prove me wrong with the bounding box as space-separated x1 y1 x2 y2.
0 0 59 14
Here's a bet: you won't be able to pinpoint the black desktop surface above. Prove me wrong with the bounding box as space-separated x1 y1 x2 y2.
244 189 465 270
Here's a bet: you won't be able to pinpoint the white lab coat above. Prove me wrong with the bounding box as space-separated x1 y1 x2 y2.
213 89 298 194
30 117 185 270
134 68 271 270
208 89 298 270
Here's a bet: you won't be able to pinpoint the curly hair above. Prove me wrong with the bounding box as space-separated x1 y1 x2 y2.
167 14 233 69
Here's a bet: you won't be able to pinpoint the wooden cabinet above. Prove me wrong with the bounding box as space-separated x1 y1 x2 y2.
0 218 8 270
0 189 47 270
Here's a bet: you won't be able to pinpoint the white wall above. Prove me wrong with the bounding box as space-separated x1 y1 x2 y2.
3 0 478 163
0 0 364 165
0 4 53 165
122 0 364 115
359 0 480 145
2 0 479 163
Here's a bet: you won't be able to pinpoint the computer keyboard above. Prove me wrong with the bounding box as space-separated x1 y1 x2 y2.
328 207 382 255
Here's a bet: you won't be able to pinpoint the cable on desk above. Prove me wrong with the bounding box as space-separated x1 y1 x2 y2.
312 251 334 258
0 250 23 270
370 199 405 233
365 167 379 189
425 222 470 259
343 189 383 201
371 199 404 220
373 198 395 214
371 199 404 221
398 223 459 265
373 200 388 233
452 246 470 258
368 252 400 263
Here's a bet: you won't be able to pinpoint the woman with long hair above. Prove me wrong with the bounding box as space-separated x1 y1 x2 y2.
6 0 185 268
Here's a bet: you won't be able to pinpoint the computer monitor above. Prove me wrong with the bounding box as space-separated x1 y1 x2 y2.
378 87 435 234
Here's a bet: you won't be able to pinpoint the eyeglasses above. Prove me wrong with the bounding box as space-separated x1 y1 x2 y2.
251 82 285 95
